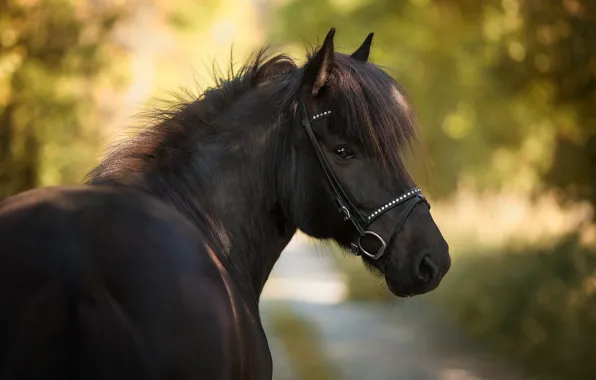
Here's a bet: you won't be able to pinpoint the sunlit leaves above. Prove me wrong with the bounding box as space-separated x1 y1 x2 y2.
0 0 125 197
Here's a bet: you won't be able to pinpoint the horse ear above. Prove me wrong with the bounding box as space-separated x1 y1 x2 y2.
302 28 335 97
351 32 374 62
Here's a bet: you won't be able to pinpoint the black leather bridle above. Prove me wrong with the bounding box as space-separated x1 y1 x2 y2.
300 101 430 260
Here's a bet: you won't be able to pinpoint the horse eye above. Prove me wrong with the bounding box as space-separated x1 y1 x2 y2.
334 146 355 160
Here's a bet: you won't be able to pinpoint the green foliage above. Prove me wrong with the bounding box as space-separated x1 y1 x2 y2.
444 0 596 213
162 0 221 32
0 0 125 198
271 0 596 210
434 236 596 380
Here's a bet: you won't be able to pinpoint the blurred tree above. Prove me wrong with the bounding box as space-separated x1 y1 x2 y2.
270 0 596 212
0 0 126 199
492 0 596 210
432 0 596 208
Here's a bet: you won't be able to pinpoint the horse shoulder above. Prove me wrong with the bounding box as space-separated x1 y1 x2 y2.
0 186 257 379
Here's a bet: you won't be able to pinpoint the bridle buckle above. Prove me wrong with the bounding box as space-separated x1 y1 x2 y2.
340 206 351 222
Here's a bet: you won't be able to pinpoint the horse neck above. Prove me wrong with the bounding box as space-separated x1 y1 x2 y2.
126 112 296 304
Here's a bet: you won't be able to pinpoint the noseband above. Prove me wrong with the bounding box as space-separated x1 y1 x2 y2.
300 102 430 260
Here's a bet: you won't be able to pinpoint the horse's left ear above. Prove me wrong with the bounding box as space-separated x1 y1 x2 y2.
302 28 335 97
351 32 374 62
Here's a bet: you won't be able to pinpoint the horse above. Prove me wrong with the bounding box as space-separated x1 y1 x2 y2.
0 28 450 379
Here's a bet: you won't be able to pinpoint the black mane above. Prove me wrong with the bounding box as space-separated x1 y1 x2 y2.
325 53 420 182
88 45 420 187
86 49 298 186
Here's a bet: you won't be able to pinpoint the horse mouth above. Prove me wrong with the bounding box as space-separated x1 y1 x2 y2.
385 277 413 298
385 272 443 298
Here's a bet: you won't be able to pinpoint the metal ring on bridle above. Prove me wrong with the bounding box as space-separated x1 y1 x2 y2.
357 231 387 260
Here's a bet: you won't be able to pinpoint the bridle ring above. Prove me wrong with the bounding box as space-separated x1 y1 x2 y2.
357 231 387 260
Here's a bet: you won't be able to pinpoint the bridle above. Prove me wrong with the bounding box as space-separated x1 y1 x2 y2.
300 101 430 260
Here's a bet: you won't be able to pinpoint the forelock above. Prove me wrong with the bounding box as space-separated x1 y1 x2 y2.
325 53 420 184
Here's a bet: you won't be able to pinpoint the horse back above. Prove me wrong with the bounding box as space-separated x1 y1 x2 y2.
0 186 249 379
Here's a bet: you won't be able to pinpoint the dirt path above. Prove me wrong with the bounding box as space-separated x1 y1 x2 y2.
260 234 537 380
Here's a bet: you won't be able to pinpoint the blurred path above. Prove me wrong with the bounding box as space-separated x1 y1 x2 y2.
261 234 536 380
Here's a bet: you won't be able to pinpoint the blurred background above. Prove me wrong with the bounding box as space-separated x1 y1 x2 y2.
1 0 595 379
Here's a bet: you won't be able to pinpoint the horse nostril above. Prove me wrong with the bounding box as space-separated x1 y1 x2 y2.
416 255 439 282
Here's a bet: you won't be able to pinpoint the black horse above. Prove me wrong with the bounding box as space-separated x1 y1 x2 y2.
0 29 450 379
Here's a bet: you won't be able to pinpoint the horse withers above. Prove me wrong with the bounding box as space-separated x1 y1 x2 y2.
0 28 450 379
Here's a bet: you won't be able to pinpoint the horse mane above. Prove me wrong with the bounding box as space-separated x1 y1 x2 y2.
323 53 421 184
86 45 422 189
86 48 298 186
